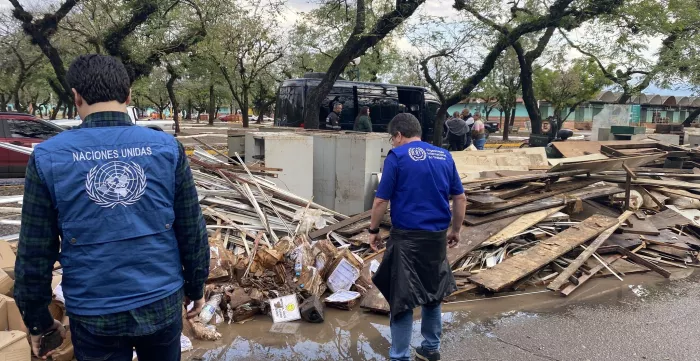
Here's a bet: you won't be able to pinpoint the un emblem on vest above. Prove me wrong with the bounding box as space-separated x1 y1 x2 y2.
408 147 427 161
85 161 147 208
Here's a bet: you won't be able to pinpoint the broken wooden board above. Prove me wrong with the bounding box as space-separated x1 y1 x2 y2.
467 194 507 205
465 170 589 189
349 229 390 246
570 200 621 222
359 252 389 314
469 215 618 292
547 211 633 291
621 213 660 236
548 153 666 174
604 233 644 249
550 140 645 158
482 207 565 247
642 230 700 248
452 148 548 181
649 208 693 230
467 180 593 215
654 187 700 201
560 255 624 296
616 246 672 278
448 217 518 266
464 185 622 226
310 210 371 239
548 153 609 166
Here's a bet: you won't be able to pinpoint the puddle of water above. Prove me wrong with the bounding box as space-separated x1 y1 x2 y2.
185 269 695 361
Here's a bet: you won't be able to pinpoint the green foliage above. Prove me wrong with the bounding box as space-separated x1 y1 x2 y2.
534 58 611 121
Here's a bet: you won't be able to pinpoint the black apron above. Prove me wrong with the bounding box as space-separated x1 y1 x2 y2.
372 228 457 317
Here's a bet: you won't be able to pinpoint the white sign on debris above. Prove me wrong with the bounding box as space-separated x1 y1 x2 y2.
327 258 361 293
269 294 301 323
325 290 361 303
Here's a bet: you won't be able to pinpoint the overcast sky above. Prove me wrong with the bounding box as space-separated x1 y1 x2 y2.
0 0 691 95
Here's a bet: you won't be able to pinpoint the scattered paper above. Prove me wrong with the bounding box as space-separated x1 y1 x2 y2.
269 322 301 334
327 258 360 293
180 334 193 352
53 284 65 304
325 290 361 303
269 294 301 323
369 260 380 274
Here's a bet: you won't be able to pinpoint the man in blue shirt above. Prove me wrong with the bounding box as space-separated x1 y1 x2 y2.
369 113 467 361
15 55 209 361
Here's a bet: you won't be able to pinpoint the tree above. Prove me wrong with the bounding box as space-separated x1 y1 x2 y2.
534 58 610 129
487 49 521 141
408 14 478 144
212 2 283 128
9 0 209 106
302 0 427 129
560 0 700 114
165 63 181 134
439 0 625 136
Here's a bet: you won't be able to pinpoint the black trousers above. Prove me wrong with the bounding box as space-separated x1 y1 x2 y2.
448 133 465 151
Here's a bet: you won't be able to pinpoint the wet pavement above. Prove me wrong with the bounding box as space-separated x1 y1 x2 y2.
186 269 700 361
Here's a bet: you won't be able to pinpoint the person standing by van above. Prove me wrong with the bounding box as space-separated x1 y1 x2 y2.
325 103 342 130
445 112 468 151
472 112 487 150
461 109 474 148
354 106 373 132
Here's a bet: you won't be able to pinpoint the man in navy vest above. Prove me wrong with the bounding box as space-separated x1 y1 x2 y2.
14 55 209 360
369 113 467 361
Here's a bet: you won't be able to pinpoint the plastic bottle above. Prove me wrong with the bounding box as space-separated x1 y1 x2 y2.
199 293 223 324
294 249 303 277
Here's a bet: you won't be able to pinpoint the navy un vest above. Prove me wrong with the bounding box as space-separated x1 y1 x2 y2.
33 125 184 316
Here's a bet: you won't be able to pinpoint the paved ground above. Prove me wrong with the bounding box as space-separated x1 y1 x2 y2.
186 270 700 361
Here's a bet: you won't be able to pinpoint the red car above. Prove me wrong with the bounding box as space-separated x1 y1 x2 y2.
0 112 63 178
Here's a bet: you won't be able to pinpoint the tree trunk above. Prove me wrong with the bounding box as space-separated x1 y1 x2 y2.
302 0 426 128
186 99 192 120
166 66 180 134
510 108 516 126
208 84 216 126
503 107 511 141
432 105 449 146
0 95 7 112
50 100 62 120
683 108 700 126
618 92 632 104
241 89 250 128
67 105 74 119
485 107 492 122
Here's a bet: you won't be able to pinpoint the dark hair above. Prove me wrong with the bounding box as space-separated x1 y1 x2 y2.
67 54 131 105
388 113 422 138
354 106 370 129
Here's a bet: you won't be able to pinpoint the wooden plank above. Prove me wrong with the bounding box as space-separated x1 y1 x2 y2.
548 153 666 174
469 215 619 292
621 214 660 236
467 181 593 215
616 246 672 278
465 170 590 189
447 217 518 266
467 194 507 205
452 148 548 182
309 210 371 239
464 185 622 226
649 208 692 230
570 200 620 222
654 187 700 201
483 207 565 246
547 211 633 291
560 255 624 296
590 176 700 191
548 153 609 165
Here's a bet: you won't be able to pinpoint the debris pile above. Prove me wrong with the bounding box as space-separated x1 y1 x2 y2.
449 142 700 299
186 146 392 339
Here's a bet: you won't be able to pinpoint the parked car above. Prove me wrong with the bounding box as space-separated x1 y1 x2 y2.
485 121 500 134
0 112 64 178
52 106 176 134
218 113 241 122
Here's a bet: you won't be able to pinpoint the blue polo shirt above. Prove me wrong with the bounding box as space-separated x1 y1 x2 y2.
376 141 464 231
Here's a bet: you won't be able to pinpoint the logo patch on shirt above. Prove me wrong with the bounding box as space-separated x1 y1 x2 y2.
85 161 147 208
408 147 427 161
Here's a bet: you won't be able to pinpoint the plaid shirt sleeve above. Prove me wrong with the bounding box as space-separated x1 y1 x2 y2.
15 154 60 335
173 142 209 301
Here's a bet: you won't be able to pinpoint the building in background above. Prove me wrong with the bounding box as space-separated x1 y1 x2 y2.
448 91 700 131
